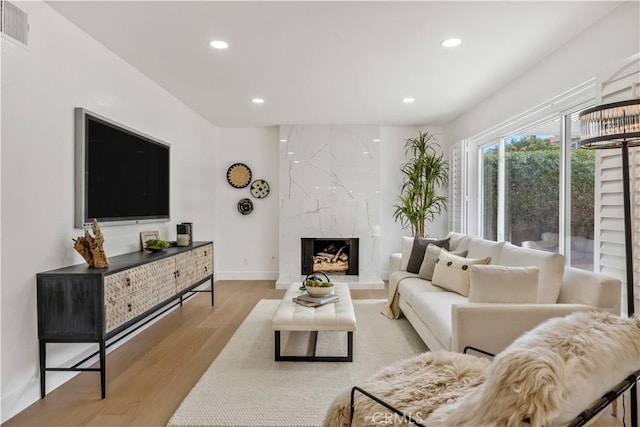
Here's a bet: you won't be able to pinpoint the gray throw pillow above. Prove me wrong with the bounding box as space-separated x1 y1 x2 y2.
406 237 450 274
418 246 468 281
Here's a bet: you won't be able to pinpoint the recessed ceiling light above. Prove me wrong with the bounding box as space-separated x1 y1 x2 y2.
363 151 370 155
402 98 415 103
441 38 462 48
209 40 229 49
373 139 381 142
293 160 300 164
252 98 265 104
280 139 288 143
286 151 294 155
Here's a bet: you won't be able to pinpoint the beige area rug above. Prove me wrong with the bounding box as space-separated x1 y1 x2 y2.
168 299 427 427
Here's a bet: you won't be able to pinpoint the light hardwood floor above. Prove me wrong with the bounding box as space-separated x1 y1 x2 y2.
3 280 633 426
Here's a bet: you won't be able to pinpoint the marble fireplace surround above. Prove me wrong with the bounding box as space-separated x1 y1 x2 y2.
276 125 384 289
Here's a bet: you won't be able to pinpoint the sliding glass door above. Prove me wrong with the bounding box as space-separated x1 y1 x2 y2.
480 142 499 241
568 112 595 271
504 121 560 249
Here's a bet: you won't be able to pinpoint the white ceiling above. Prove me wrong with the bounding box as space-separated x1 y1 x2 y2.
47 1 623 127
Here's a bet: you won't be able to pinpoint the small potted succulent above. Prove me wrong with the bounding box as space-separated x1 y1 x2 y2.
145 238 169 252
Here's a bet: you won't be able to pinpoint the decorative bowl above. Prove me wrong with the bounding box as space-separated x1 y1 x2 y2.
145 246 164 253
305 283 335 297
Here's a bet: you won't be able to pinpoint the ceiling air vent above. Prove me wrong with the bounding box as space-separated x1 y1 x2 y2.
1 0 28 46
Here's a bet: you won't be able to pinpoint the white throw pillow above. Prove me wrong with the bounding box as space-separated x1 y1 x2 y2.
466 238 505 263
498 243 565 303
418 246 468 281
468 265 539 303
431 251 491 297
446 232 472 251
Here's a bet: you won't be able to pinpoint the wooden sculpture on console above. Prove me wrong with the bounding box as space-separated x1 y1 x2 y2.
73 219 109 268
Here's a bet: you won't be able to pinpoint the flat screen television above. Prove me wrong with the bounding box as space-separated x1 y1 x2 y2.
75 108 170 228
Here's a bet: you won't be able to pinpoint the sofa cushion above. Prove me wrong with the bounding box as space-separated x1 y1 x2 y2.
432 252 491 297
418 246 468 281
398 277 449 306
558 266 620 311
465 238 505 263
406 237 450 274
498 243 565 303
410 291 468 350
447 232 473 251
468 265 539 303
400 236 414 271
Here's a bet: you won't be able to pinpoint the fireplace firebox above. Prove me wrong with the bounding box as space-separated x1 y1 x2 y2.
301 238 359 276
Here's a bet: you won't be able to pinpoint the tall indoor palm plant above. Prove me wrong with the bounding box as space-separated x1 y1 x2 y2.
393 131 449 237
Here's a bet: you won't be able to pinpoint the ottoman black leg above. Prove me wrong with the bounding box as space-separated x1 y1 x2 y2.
274 330 353 362
275 331 282 361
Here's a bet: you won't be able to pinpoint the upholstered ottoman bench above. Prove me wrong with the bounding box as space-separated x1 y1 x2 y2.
271 282 356 362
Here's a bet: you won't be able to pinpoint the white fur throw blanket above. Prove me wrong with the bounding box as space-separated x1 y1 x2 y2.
322 351 490 426
324 311 640 427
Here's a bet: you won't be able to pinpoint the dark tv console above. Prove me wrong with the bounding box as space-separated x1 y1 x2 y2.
36 241 214 399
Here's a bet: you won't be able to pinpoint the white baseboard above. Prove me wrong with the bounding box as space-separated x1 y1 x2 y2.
215 271 279 281
214 272 388 283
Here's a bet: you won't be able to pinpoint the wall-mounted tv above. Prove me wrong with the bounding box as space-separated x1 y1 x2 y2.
75 108 170 228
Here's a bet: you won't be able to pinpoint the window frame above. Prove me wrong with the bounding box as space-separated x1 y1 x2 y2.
463 81 596 267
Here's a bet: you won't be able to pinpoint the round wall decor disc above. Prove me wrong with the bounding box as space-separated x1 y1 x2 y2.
227 163 252 188
237 198 254 215
250 179 270 199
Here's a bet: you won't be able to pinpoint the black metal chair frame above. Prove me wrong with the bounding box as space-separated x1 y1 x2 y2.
349 346 640 427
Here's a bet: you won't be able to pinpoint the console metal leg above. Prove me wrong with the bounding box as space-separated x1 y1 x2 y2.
210 280 214 306
39 340 46 398
99 340 106 399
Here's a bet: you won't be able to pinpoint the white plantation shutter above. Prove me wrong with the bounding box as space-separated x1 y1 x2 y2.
594 53 640 315
449 140 467 234
596 151 631 274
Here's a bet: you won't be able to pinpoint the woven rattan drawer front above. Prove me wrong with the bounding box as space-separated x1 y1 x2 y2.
194 244 214 282
145 258 177 304
105 289 149 332
104 267 147 299
176 252 195 291
105 258 177 303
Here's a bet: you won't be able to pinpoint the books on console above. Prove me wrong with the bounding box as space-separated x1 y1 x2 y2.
292 293 340 307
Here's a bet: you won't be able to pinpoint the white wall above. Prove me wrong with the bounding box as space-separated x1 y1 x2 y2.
1 1 217 421
444 1 640 237
215 127 279 279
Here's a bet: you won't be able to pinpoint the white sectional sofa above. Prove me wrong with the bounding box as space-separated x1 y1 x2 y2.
388 232 621 355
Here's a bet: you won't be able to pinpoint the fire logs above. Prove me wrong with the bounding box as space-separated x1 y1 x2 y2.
313 246 349 273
